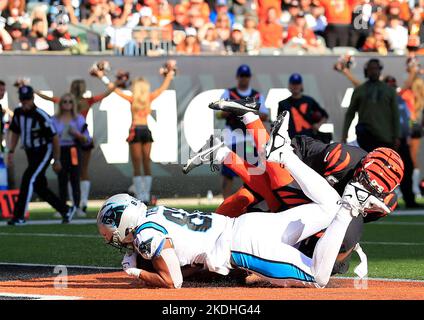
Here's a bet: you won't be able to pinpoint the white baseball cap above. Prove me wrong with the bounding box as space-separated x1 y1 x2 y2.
139 6 153 17
232 23 243 32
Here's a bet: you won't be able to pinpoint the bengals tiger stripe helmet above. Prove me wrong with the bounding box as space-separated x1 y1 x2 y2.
357 147 404 196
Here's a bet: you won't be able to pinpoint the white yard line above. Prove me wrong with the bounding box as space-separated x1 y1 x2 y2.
0 219 97 226
0 292 81 300
0 232 99 238
1 218 424 228
0 262 120 270
335 276 424 283
374 221 424 226
362 241 424 246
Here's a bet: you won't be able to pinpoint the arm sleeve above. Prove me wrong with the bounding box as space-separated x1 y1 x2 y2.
160 248 183 288
88 95 105 106
134 228 168 260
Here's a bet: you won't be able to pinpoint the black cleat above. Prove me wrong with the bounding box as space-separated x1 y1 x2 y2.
183 135 224 174
62 206 77 224
208 97 260 116
265 111 293 163
7 218 26 226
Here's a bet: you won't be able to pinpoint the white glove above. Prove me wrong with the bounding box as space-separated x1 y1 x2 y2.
125 267 141 279
121 252 137 271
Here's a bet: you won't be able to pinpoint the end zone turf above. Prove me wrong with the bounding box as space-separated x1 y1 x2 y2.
0 270 423 300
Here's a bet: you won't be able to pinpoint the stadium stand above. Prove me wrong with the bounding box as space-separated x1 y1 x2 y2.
0 0 424 55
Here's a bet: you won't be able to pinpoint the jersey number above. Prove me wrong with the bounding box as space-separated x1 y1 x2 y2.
163 208 212 232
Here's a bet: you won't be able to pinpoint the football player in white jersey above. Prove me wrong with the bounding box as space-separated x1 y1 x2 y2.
97 112 398 288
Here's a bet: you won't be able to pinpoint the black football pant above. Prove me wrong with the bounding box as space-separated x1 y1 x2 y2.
13 144 68 220
324 24 350 49
57 145 81 207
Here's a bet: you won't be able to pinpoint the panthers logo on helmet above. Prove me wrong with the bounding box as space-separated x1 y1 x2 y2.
100 204 127 227
138 237 153 256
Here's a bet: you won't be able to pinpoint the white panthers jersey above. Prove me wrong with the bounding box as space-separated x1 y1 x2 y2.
133 206 235 275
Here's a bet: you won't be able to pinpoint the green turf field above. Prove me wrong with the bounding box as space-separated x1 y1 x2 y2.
0 206 424 280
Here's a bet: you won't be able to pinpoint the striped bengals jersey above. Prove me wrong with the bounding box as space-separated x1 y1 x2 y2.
291 135 368 196
291 135 398 221
269 135 368 212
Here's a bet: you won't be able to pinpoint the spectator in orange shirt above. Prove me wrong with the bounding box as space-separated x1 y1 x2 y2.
285 12 320 52
157 0 174 27
318 0 355 48
386 0 411 23
183 0 210 24
257 0 282 23
258 6 283 48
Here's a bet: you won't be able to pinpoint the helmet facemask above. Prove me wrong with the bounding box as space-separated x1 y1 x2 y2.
354 169 389 200
97 194 147 253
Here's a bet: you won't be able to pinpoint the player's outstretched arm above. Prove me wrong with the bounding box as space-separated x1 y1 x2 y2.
35 91 59 103
125 239 183 289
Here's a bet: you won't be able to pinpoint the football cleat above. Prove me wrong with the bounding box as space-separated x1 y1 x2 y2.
208 97 260 116
7 218 26 226
339 181 391 218
182 135 224 174
62 206 77 224
265 111 293 164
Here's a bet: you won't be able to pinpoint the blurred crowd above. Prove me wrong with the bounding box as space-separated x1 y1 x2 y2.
1 0 424 55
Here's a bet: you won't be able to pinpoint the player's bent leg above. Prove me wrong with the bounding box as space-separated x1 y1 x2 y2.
266 112 340 214
215 187 258 217
242 113 295 191
223 152 282 212
242 112 269 154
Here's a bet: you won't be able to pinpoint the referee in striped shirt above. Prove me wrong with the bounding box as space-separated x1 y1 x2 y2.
7 85 75 225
